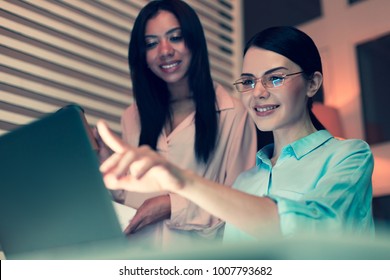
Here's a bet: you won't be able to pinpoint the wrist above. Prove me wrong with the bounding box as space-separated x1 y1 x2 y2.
175 169 198 197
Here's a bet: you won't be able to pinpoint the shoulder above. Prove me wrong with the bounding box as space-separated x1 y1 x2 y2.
121 103 141 144
122 103 138 119
121 103 140 126
325 137 373 164
329 137 371 153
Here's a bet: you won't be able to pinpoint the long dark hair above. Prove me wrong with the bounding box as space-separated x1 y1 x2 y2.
244 26 325 130
128 0 217 163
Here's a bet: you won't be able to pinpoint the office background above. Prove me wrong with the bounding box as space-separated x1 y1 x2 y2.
1 0 390 198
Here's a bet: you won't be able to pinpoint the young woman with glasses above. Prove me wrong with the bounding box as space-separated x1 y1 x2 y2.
105 0 256 248
98 26 374 242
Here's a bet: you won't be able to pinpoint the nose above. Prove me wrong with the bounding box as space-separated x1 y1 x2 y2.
252 81 269 99
159 39 174 59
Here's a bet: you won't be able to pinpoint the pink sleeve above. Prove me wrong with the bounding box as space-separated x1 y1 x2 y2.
167 193 225 238
223 107 257 187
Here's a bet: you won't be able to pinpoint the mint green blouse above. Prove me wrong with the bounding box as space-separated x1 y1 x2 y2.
224 130 375 242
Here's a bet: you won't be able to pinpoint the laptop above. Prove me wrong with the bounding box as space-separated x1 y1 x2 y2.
0 105 131 259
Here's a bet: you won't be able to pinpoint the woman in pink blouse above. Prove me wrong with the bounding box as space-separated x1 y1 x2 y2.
110 0 256 249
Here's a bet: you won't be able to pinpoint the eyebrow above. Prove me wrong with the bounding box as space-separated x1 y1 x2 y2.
145 27 181 39
240 66 289 77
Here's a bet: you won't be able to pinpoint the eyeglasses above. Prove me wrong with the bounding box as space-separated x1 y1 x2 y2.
233 71 304 93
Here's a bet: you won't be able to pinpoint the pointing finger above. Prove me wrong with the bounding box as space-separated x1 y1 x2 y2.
97 120 126 153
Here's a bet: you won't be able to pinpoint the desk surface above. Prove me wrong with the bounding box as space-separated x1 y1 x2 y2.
1 233 390 260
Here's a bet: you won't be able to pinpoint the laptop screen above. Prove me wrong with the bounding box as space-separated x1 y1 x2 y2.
0 105 125 258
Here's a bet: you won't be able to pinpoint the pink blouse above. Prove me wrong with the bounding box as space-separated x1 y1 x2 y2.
117 84 257 248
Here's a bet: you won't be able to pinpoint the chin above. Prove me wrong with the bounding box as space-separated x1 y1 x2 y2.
255 125 273 132
162 74 186 84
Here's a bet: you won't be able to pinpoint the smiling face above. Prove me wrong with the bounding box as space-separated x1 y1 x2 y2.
240 47 316 135
144 10 192 87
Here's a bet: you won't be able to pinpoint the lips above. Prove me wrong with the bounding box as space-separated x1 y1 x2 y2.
254 105 278 112
160 61 181 72
252 104 279 116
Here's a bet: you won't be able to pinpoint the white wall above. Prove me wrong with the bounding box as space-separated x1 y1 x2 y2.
299 0 390 140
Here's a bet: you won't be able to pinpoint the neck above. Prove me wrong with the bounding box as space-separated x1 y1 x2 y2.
272 120 317 164
170 96 193 103
167 79 191 99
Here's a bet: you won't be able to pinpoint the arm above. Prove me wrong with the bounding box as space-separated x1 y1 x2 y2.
97 120 280 239
174 171 280 238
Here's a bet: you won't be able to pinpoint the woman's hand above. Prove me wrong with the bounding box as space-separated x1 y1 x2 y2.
124 195 171 235
97 120 186 193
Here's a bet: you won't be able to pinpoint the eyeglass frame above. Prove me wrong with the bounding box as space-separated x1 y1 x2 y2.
233 71 304 93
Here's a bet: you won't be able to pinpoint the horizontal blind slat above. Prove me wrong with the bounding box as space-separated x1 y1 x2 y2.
1 72 130 117
60 0 133 30
1 35 131 88
0 54 131 104
1 1 128 55
1 16 128 71
24 0 131 43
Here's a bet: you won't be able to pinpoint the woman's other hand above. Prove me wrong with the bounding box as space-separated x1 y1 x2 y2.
124 195 171 235
91 126 113 163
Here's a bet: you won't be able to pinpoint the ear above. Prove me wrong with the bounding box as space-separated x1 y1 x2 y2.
306 71 323 98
